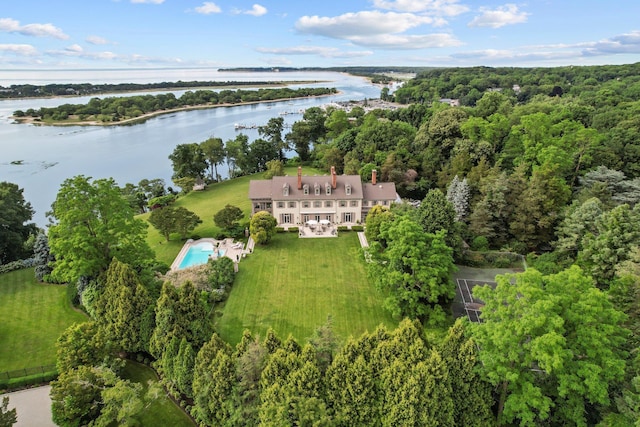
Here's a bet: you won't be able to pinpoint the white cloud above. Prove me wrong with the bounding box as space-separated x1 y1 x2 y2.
349 33 462 49
0 18 69 39
468 4 529 28
231 4 268 16
86 35 110 45
372 0 469 16
65 44 84 53
0 43 38 56
296 11 435 38
195 2 221 15
131 0 165 4
295 10 461 49
256 45 372 58
245 4 267 17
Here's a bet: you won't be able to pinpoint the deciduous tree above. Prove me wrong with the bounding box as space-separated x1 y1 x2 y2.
471 266 628 426
149 206 202 241
200 136 225 181
0 182 36 264
213 204 244 234
48 175 154 284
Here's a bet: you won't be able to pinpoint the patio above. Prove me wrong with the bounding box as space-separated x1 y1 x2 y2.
169 237 251 271
298 220 338 238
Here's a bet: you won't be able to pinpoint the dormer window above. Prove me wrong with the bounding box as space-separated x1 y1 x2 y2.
345 184 351 195
283 183 289 196
325 183 331 195
314 183 320 195
303 184 309 195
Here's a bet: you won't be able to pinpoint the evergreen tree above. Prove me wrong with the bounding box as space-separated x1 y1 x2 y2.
446 175 470 222
439 319 494 426
33 231 54 282
175 337 195 396
95 259 153 353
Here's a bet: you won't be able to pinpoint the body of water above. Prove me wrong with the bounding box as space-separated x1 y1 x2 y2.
0 70 382 226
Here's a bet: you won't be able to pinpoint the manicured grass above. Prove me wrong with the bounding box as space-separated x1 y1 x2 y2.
121 361 195 427
0 268 88 372
144 166 325 265
216 232 396 345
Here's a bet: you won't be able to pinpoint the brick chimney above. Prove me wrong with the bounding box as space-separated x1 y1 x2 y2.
297 166 302 190
331 166 337 189
372 169 377 185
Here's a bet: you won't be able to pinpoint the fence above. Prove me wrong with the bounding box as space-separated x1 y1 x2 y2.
0 365 57 389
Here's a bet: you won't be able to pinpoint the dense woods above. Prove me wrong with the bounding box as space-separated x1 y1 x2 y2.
3 62 640 426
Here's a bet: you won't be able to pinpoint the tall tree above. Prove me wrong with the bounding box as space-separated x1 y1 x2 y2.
371 216 455 323
471 266 628 426
258 117 287 161
168 143 207 179
446 175 470 222
0 181 36 264
200 136 225 181
0 396 17 427
94 259 153 353
579 203 640 287
225 134 250 177
48 176 154 284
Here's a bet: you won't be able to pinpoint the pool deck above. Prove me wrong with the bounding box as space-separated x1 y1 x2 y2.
170 237 251 271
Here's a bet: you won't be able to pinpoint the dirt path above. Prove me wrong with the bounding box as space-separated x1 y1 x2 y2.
1 385 55 427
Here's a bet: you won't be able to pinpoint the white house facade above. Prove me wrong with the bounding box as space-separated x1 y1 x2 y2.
248 167 398 228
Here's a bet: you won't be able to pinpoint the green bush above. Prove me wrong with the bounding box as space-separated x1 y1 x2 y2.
275 227 286 233
287 227 299 232
351 225 364 231
337 226 349 232
471 236 489 251
492 256 513 268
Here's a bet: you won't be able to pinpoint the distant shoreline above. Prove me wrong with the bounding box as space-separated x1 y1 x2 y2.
0 80 325 101
11 91 340 127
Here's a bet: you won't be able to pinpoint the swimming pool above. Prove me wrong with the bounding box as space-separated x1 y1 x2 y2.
178 242 226 269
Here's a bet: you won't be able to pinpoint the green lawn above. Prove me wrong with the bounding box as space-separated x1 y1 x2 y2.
216 232 396 345
121 361 195 427
144 166 324 265
0 268 87 372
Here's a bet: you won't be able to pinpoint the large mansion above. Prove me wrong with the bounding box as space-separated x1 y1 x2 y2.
248 166 398 227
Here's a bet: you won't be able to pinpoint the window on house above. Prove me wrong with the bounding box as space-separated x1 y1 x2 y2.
314 184 320 195
343 212 353 222
339 201 347 207
314 201 321 208
288 201 296 208
283 185 289 196
282 213 292 223
277 202 284 208
325 201 332 207
303 184 309 195
302 201 310 208
372 200 378 206
350 200 358 207
326 184 331 195
345 184 351 195
266 203 272 209
254 203 260 209
383 200 389 205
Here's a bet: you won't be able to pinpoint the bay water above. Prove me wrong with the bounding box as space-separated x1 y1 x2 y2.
0 69 382 226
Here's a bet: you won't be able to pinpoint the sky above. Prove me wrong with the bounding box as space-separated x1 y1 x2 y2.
2 0 640 70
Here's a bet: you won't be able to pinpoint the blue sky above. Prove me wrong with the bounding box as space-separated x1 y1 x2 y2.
2 0 640 70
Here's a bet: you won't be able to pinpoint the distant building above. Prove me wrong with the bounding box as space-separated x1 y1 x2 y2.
248 166 398 227
438 98 460 107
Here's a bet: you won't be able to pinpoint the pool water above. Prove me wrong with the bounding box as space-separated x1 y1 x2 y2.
178 242 226 269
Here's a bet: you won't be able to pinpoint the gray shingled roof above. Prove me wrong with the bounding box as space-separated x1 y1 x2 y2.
362 182 398 201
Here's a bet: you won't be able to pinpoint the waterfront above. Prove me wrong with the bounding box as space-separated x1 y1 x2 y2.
0 70 382 226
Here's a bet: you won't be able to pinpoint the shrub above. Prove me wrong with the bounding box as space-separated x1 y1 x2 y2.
492 256 513 268
287 227 299 232
471 236 489 251
337 226 349 232
351 225 364 231
275 227 286 233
